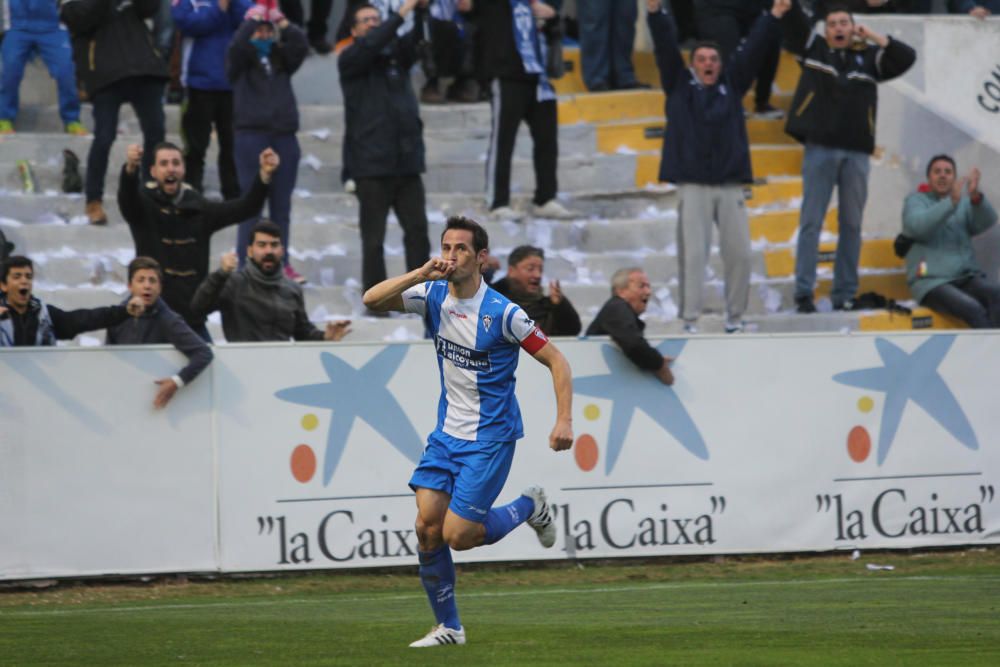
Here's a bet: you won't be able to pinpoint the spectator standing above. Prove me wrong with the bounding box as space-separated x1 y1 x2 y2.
172 0 253 200
578 0 644 91
60 0 169 226
106 257 214 408
491 245 581 336
0 0 88 135
585 267 674 385
1 256 144 346
813 0 914 15
692 0 783 116
190 221 352 341
902 156 1000 328
784 1 916 313
118 141 277 340
338 0 432 294
648 0 789 334
227 5 309 283
470 0 574 221
421 0 480 103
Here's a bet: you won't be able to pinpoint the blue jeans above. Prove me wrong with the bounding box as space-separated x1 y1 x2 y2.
795 144 870 305
86 77 165 202
578 0 638 89
0 28 80 124
922 276 1000 329
234 131 301 267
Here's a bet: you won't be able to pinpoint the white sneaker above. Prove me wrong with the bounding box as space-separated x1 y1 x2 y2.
724 320 745 334
523 486 556 548
532 199 576 219
683 321 699 334
409 624 466 647
490 205 523 221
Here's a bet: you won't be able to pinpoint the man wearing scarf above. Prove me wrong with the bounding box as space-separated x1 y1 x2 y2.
190 220 352 342
468 0 572 221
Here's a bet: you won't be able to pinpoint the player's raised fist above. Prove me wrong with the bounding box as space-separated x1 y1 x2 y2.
420 257 456 281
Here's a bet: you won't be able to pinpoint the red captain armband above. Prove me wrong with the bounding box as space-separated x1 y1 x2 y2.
520 327 549 354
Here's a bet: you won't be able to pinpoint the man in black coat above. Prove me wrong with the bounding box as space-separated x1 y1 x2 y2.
191 221 352 342
60 0 169 226
338 0 431 293
118 141 278 340
107 257 213 409
491 245 581 337
1 255 144 346
585 267 674 385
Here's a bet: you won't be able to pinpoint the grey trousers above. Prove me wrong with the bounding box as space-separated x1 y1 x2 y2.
677 183 751 324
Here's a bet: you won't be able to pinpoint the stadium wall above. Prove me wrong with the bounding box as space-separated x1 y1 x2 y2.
3 333 999 580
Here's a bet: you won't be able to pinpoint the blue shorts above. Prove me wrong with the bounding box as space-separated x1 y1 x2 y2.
408 431 516 523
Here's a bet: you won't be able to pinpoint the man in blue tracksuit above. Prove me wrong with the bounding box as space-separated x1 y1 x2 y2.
0 0 86 134
172 0 252 200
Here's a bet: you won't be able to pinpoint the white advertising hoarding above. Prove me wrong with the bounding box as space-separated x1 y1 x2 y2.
3 333 999 580
0 347 216 579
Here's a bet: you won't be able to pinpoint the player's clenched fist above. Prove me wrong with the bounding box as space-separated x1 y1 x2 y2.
549 421 573 451
419 257 456 281
125 144 143 174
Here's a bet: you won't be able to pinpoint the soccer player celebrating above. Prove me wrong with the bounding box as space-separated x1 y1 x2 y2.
363 216 574 648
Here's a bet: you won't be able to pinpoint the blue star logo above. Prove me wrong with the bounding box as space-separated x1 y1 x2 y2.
274 347 424 485
574 339 708 474
832 335 978 465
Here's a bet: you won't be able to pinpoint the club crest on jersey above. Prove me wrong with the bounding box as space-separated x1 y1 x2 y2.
482 314 493 331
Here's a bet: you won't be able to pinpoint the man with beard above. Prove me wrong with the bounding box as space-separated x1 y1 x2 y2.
1 255 145 346
190 221 352 342
118 141 278 340
490 245 581 336
586 267 675 384
107 257 213 408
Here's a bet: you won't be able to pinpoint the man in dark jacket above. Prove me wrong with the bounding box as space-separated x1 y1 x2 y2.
227 7 309 283
107 257 213 408
338 0 432 293
118 141 277 340
585 267 674 385
1 255 144 346
784 1 916 313
649 0 789 334
60 0 170 226
191 221 352 342
692 0 783 116
491 245 581 336
172 0 253 199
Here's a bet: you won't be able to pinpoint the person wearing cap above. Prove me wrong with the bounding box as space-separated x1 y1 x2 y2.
227 4 310 284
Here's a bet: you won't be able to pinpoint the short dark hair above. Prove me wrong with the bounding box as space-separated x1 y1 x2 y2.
508 245 544 267
249 220 283 246
152 141 183 162
926 154 957 178
1 255 32 284
128 256 163 283
823 4 854 21
352 2 378 23
690 40 722 61
441 216 489 254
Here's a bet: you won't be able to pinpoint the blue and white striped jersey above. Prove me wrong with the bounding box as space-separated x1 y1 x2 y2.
403 278 549 442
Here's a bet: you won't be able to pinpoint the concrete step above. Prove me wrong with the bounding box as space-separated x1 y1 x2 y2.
857 306 967 331
553 47 802 97
0 124 599 167
3 152 639 196
595 117 797 154
634 145 803 187
0 189 684 226
557 89 794 125
763 238 904 278
750 208 837 243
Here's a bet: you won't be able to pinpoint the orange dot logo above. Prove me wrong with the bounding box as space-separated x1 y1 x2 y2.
574 434 599 472
290 444 317 483
847 426 871 463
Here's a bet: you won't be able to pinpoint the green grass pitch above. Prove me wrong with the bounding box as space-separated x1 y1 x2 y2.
2 549 999 666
